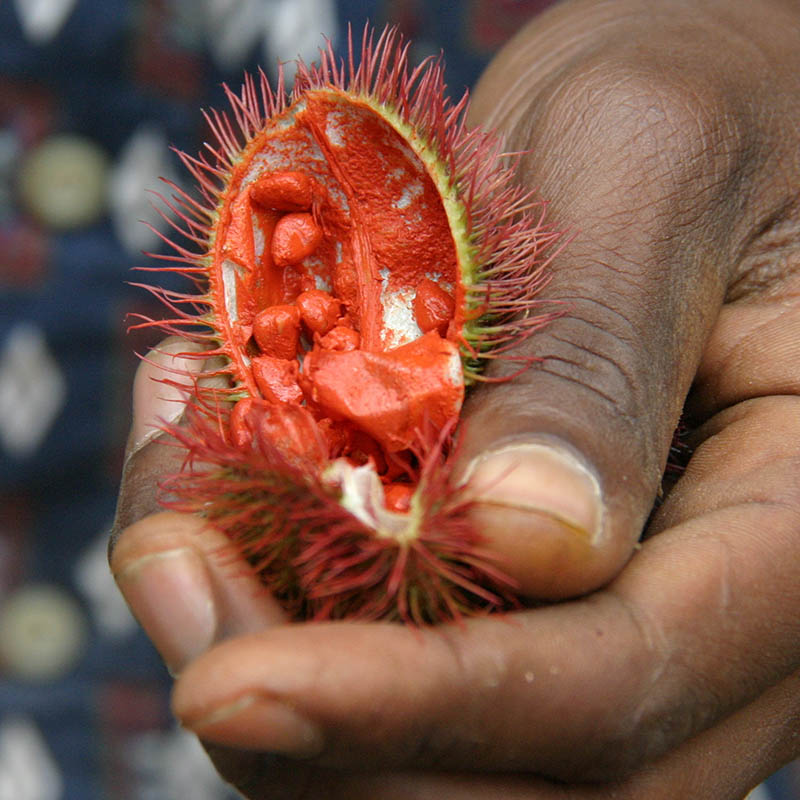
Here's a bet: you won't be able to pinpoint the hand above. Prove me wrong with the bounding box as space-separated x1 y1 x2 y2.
111 0 800 797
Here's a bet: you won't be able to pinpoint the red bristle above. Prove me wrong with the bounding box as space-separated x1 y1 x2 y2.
156 405 520 625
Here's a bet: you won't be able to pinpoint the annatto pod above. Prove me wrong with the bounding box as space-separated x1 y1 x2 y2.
131 26 564 624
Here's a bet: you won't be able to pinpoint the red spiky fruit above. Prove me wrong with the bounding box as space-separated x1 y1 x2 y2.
130 26 564 624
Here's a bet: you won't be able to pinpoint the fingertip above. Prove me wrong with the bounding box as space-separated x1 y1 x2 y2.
175 689 325 757
110 511 207 570
112 513 218 674
130 337 208 456
465 441 632 598
111 512 288 673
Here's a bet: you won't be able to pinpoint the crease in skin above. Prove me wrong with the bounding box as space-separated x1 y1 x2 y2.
180 691 329 756
717 302 798 375
514 287 656 419
607 587 674 665
729 204 800 301
548 294 643 341
714 535 734 615
190 694 258 729
112 545 197 582
534 363 623 414
693 300 800 415
545 333 641 400
599 590 677 760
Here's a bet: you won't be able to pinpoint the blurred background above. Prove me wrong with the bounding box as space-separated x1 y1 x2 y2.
0 0 796 798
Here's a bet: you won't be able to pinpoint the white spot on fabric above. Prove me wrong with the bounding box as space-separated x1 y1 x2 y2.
263 0 338 83
0 324 66 457
12 0 76 45
0 716 64 800
110 124 181 255
129 726 234 800
203 0 271 71
74 531 137 639
0 584 88 683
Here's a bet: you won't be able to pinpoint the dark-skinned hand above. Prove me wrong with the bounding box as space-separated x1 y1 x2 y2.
110 0 800 797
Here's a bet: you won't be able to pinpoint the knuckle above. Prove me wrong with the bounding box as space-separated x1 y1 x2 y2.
557 50 724 154
531 51 749 230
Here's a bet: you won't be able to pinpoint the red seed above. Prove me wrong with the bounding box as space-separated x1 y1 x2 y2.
230 396 327 466
254 402 328 466
249 171 315 211
319 325 360 351
229 397 257 448
252 355 303 404
413 278 455 336
252 304 301 359
271 212 323 267
296 289 341 336
304 331 463 452
384 483 413 512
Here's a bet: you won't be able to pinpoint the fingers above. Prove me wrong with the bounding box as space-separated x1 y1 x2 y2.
167 391 800 781
200 671 800 800
455 3 742 597
112 337 208 547
155 6 800 781
111 512 287 675
688 274 800 420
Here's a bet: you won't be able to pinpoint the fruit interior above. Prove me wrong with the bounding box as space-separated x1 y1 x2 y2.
210 88 468 513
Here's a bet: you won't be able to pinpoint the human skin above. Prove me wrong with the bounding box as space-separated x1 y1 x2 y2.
110 0 800 797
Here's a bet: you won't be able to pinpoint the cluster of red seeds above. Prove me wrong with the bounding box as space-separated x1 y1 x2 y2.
225 168 461 513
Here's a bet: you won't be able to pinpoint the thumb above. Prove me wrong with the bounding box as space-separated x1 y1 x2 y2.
457 5 760 598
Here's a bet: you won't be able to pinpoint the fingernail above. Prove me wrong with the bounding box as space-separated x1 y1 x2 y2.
114 547 217 675
130 340 207 455
465 442 604 543
181 693 324 757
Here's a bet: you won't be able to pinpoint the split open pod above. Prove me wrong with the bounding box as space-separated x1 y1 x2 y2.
132 27 563 623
